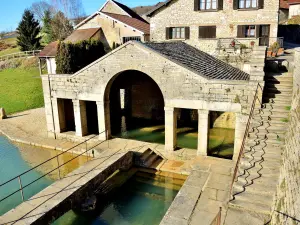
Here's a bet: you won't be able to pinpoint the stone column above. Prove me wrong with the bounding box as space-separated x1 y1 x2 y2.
234 113 249 161
73 100 88 137
96 101 111 140
165 107 177 152
197 109 209 156
52 98 64 133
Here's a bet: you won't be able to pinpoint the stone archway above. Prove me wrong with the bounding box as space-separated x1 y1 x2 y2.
103 70 165 143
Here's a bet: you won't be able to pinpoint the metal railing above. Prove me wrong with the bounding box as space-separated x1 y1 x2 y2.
229 83 263 198
210 207 222 225
217 37 284 49
0 130 107 207
0 50 41 61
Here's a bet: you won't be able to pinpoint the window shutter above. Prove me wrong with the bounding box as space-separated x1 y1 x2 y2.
258 0 264 9
255 25 260 38
218 0 223 10
185 27 190 39
194 0 200 11
233 0 238 10
237 25 245 38
211 26 217 38
166 27 170 40
199 27 206 38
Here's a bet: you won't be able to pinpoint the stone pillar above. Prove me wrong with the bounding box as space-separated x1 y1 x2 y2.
234 113 249 161
73 100 88 137
165 107 177 152
96 101 111 140
52 98 64 133
197 109 209 156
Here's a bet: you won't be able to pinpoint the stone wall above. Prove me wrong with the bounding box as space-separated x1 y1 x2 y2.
270 48 300 225
149 0 279 53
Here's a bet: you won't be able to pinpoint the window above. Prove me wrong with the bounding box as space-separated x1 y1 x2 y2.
237 25 258 38
195 0 223 11
238 0 257 8
123 36 141 43
171 27 185 39
200 0 217 10
199 26 217 38
166 27 190 40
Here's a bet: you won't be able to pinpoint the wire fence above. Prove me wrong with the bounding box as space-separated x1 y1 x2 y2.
0 50 41 61
0 131 108 215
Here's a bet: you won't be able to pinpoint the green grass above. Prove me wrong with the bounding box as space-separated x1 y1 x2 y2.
0 47 20 57
0 67 44 114
281 118 289 123
285 106 291 111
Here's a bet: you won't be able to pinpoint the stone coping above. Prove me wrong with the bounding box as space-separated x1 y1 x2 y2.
160 170 210 225
0 150 133 225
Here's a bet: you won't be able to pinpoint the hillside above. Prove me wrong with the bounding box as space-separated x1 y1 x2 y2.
132 2 164 15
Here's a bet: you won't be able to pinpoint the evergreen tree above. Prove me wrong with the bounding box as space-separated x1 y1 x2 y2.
41 10 53 44
17 10 41 51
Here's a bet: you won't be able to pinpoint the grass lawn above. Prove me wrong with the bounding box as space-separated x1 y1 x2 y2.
0 47 20 57
0 67 44 114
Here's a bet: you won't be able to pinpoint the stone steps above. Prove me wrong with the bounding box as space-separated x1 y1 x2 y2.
265 81 293 87
229 198 272 215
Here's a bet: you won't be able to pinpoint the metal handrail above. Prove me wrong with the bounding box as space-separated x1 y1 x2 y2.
210 207 222 225
230 83 263 197
0 130 107 205
0 50 41 61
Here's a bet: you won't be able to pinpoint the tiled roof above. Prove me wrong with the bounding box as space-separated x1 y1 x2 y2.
101 12 150 34
111 0 148 23
289 0 300 4
280 0 290 9
64 28 101 43
39 41 59 57
146 0 174 16
144 42 250 80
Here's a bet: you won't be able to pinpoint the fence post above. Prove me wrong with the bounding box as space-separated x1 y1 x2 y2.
18 176 25 202
56 155 61 179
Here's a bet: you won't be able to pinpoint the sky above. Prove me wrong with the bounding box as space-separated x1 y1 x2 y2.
0 0 159 32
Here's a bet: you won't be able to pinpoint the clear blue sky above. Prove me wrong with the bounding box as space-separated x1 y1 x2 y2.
0 0 159 31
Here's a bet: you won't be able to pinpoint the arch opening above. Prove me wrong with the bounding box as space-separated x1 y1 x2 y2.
106 70 165 143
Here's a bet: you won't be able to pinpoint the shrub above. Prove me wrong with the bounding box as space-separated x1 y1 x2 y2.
56 39 105 74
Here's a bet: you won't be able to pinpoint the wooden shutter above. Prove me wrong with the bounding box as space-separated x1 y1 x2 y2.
185 27 190 39
233 0 238 10
199 26 216 38
194 0 200 11
210 26 217 38
255 25 261 38
258 0 264 9
166 27 171 40
199 26 206 38
237 25 246 38
218 0 223 10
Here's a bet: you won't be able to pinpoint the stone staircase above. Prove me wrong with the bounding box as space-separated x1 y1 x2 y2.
225 69 293 224
135 149 165 169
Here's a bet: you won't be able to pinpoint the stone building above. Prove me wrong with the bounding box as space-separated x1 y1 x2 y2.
39 0 150 75
41 40 266 160
147 0 280 53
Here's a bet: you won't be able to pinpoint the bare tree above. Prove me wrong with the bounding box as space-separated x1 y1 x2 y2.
50 0 85 19
51 11 73 40
30 1 56 21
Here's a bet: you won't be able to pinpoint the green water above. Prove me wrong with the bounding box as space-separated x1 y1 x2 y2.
114 122 235 159
0 136 53 215
53 172 182 225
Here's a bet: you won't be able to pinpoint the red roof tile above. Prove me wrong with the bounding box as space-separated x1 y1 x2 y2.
101 12 150 34
39 41 59 57
280 0 290 8
289 0 300 5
